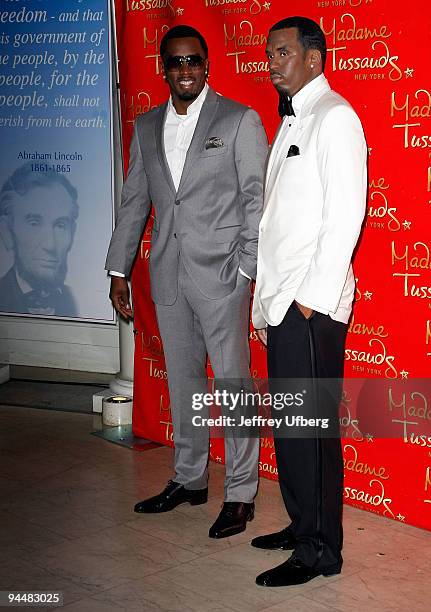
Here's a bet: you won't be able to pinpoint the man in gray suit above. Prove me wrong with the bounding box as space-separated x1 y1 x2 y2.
105 25 268 538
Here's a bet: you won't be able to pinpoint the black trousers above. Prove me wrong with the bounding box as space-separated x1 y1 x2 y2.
267 301 347 570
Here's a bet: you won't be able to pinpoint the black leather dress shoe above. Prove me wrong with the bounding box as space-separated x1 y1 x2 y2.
256 555 341 587
251 527 296 550
134 480 208 513
208 502 254 538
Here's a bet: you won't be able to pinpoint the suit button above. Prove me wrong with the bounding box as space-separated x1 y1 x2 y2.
175 200 181 206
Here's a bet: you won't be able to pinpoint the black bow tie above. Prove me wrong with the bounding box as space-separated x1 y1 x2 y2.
278 94 295 118
24 288 62 310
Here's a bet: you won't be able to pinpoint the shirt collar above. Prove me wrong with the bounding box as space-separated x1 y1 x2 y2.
15 268 62 296
15 269 33 295
292 74 328 117
168 83 209 119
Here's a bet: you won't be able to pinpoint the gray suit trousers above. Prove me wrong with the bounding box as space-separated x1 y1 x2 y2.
155 259 259 503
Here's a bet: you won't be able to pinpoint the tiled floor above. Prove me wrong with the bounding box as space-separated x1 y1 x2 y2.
1 404 431 611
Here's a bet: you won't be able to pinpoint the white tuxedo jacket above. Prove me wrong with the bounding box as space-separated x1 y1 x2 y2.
252 75 367 329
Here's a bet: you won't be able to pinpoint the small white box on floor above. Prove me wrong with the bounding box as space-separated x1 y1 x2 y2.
92 388 115 413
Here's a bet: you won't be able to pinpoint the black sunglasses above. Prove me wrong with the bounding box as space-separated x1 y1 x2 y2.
164 54 205 71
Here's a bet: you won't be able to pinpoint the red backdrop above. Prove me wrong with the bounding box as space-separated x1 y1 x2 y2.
114 0 431 530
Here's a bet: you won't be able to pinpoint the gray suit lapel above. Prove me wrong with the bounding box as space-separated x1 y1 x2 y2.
155 102 176 195
176 88 219 196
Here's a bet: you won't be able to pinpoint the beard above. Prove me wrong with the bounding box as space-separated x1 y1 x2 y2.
15 257 67 292
177 91 199 101
274 82 285 94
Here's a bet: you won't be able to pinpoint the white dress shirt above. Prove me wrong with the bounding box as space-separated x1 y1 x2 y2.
110 83 250 280
164 83 209 191
264 107 297 195
16 270 35 296
264 81 313 196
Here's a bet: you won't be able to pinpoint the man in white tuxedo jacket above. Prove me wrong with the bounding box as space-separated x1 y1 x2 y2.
251 17 367 587
105 26 268 539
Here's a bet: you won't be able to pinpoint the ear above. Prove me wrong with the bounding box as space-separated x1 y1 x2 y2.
205 59 210 77
309 49 322 70
160 56 166 79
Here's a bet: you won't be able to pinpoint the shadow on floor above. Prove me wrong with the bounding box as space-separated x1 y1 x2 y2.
0 380 107 414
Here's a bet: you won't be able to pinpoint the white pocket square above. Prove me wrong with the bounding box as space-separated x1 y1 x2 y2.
205 137 224 149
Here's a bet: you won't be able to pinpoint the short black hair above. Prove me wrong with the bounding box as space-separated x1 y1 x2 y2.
160 25 208 59
270 16 326 71
0 162 79 222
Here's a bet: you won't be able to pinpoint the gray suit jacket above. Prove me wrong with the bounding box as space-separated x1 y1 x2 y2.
105 87 268 305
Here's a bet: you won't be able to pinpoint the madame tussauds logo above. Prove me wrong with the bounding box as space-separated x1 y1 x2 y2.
367 177 401 232
392 241 431 301
345 338 398 379
339 398 363 441
389 387 431 449
224 21 268 74
343 444 390 480
205 0 247 5
126 0 175 15
344 478 395 518
159 394 174 442
143 25 169 74
320 13 402 81
123 91 157 124
391 89 431 149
